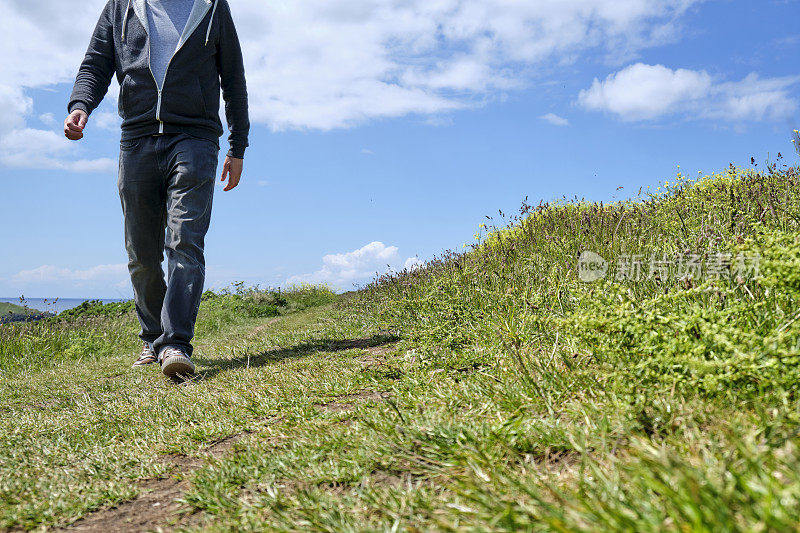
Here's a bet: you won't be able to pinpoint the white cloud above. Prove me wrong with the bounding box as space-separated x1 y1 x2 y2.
0 91 118 174
12 264 127 283
0 0 704 161
579 63 799 122
579 63 711 120
0 128 116 173
0 84 33 129
404 257 424 270
423 115 455 127
92 110 121 131
38 113 56 126
233 0 703 130
288 241 419 289
7 263 131 299
540 113 570 126
0 1 116 173
714 73 800 122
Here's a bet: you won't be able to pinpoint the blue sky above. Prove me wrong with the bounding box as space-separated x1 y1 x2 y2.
1 0 798 298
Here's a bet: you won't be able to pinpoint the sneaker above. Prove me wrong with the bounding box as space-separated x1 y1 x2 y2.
132 342 157 367
159 346 196 377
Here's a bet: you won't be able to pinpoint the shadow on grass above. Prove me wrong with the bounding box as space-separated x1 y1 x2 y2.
188 333 400 381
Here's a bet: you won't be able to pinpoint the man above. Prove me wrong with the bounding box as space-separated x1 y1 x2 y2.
65 0 250 377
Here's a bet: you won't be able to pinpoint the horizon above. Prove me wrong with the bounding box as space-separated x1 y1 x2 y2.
1 296 129 301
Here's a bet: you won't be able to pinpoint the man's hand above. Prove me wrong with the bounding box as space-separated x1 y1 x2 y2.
221 156 243 191
64 109 88 140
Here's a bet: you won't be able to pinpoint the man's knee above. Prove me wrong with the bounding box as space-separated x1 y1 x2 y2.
128 258 163 277
165 239 206 268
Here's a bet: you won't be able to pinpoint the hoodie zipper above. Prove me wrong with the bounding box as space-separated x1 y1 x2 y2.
140 10 163 134
154 53 181 134
148 62 163 134
139 0 216 134
205 0 218 45
156 12 198 135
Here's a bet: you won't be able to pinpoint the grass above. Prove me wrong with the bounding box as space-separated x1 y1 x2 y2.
57 299 136 319
2 165 800 531
0 301 43 316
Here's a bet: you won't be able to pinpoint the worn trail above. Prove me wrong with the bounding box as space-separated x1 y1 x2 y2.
62 335 397 532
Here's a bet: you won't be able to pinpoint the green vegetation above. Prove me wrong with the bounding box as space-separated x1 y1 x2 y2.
353 163 800 529
1 165 799 531
0 285 336 374
57 299 136 319
201 281 340 318
0 301 42 316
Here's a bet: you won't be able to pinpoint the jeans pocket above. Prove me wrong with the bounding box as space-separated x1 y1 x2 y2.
120 137 143 151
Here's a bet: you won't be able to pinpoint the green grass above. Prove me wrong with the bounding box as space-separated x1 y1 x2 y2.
57 299 135 319
1 166 800 531
0 301 43 315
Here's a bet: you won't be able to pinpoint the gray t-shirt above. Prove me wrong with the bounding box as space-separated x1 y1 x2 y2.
146 0 194 89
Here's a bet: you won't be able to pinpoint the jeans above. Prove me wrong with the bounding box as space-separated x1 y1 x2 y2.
118 133 219 357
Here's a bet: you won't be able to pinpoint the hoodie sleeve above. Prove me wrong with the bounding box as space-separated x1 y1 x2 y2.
216 0 250 159
68 0 116 115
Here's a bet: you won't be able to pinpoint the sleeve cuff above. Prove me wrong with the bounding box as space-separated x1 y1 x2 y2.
227 145 246 159
68 101 90 115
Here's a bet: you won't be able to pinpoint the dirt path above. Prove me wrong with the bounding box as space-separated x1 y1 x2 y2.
63 418 281 533
61 338 396 532
246 316 282 338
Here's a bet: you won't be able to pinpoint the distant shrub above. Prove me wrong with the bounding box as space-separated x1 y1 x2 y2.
281 283 338 312
0 279 337 373
200 282 338 318
0 314 139 373
58 299 135 320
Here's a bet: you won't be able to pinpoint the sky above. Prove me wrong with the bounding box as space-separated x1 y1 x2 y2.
0 0 799 298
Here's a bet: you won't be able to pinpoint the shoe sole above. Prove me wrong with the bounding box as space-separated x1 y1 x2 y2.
161 355 196 377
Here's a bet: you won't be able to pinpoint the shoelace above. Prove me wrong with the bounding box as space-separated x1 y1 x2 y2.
161 347 187 359
134 343 157 365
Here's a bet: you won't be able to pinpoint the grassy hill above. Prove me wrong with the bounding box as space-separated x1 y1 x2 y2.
0 301 42 315
1 165 799 531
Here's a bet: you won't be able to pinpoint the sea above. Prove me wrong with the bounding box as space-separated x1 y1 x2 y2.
0 297 131 315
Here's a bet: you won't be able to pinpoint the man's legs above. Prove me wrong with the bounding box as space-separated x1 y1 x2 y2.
118 136 167 346
154 134 218 358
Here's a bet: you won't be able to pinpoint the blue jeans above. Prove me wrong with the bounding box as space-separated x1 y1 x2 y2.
118 133 219 357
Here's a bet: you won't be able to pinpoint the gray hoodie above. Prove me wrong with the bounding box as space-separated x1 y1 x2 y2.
69 0 250 159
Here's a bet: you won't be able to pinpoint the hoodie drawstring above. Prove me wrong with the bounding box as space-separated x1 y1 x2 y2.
122 0 132 41
205 0 218 46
